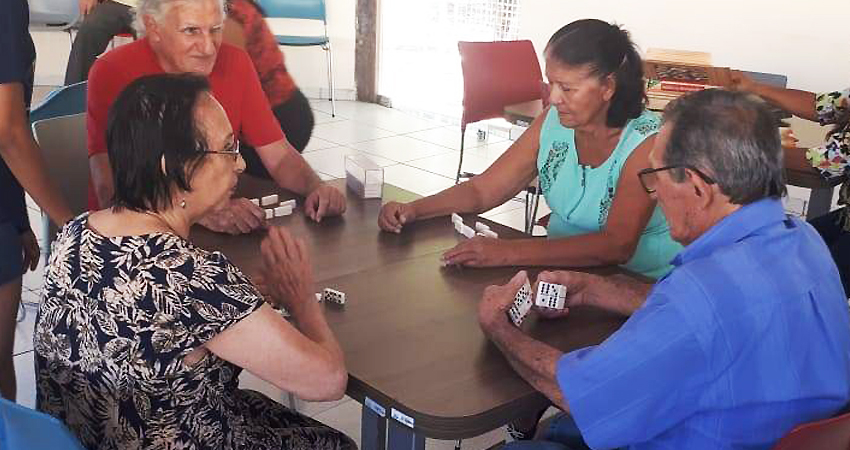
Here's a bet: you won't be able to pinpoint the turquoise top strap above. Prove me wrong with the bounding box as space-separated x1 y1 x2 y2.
536 107 682 278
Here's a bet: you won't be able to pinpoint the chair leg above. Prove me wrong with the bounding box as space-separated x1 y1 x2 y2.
324 42 335 117
456 128 466 184
525 187 541 234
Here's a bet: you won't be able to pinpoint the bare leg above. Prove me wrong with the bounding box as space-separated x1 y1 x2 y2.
0 277 23 401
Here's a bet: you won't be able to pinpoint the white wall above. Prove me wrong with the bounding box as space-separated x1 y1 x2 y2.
31 0 356 99
519 0 850 93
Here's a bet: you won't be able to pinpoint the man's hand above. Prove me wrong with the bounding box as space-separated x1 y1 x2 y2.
198 198 266 235
377 201 417 233
259 226 315 313
20 229 40 271
726 70 757 93
441 236 514 267
532 271 601 318
304 183 346 223
79 0 98 16
478 270 529 332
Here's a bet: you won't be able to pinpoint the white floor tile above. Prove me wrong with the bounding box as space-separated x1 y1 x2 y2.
302 147 396 179
312 120 396 146
22 260 46 292
302 136 338 153
310 99 396 119
349 135 455 164
14 351 36 409
318 172 338 181
405 151 498 180
405 125 508 152
383 164 455 197
351 110 442 135
312 110 346 126
481 207 526 232
311 396 363 446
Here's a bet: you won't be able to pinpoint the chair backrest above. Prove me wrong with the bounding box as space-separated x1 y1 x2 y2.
29 82 87 124
28 0 79 27
31 113 90 219
257 0 326 21
771 412 850 450
0 398 85 450
458 40 544 129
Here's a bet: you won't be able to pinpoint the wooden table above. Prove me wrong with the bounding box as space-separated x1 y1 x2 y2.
191 177 627 449
503 102 839 220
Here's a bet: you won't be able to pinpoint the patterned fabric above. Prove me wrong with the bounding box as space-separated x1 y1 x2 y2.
806 88 850 229
34 214 355 450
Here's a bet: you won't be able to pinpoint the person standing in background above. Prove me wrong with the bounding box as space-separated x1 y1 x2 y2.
0 0 74 401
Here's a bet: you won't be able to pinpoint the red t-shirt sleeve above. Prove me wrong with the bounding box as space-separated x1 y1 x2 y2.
86 57 114 158
230 47 285 147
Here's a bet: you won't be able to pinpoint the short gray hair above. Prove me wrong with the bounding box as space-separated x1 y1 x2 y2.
132 0 225 36
662 89 786 205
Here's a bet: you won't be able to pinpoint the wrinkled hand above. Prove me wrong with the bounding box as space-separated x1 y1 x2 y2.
441 236 513 267
780 127 799 149
478 271 529 331
199 198 266 235
79 0 97 16
377 201 417 233
304 183 346 223
20 229 40 272
726 70 757 93
259 226 314 312
531 270 596 319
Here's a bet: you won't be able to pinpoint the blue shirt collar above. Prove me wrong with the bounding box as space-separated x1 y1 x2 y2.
671 198 787 267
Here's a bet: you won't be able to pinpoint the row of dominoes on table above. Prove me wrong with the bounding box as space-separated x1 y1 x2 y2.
451 213 498 239
250 194 296 219
507 280 568 326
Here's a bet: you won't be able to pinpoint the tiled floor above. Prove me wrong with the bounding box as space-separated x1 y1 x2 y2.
13 90 552 449
13 90 824 449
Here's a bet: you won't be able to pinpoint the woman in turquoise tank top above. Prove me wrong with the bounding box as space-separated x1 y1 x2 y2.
378 19 681 278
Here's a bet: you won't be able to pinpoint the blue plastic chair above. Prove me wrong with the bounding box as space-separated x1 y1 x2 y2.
29 81 87 124
28 0 80 48
258 0 335 116
0 398 86 450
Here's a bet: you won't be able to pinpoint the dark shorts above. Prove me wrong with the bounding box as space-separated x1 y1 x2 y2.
0 221 23 286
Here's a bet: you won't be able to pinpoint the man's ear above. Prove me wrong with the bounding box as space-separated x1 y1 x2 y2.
689 169 714 209
143 15 160 41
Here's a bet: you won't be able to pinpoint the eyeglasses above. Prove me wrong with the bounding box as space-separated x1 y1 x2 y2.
203 140 240 162
637 165 716 194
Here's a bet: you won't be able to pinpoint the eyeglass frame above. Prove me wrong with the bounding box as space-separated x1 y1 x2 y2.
637 165 716 194
203 139 241 161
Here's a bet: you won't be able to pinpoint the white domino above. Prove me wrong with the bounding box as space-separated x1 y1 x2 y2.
451 213 463 225
261 194 279 206
507 280 533 326
315 293 323 302
481 230 498 239
460 225 475 239
274 205 293 217
322 288 346 305
280 199 296 209
264 209 274 220
474 221 490 233
535 281 568 309
250 198 260 206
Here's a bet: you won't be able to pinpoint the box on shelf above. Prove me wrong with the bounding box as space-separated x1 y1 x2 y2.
345 154 383 199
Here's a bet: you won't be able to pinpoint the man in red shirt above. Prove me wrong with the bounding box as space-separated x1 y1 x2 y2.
87 0 345 233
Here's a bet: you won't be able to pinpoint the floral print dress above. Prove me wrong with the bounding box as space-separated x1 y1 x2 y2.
805 88 850 229
34 215 355 450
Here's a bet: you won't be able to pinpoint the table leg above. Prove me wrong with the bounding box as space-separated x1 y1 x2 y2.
807 187 834 220
387 418 425 450
361 397 387 450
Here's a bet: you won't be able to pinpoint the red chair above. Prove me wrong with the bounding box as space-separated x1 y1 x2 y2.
457 40 545 233
456 40 543 183
771 411 850 450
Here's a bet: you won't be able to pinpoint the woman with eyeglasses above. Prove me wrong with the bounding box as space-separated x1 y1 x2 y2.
34 74 355 450
379 19 681 280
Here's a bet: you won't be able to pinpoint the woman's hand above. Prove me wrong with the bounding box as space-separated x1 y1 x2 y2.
259 226 315 313
20 229 40 271
441 236 515 267
199 198 266 235
378 201 417 233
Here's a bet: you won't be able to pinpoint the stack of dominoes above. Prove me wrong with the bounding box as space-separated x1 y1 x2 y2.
535 281 567 309
507 279 533 326
451 213 498 239
250 194 296 219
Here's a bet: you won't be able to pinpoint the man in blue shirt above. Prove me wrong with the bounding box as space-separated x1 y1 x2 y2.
478 89 850 449
0 0 73 401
